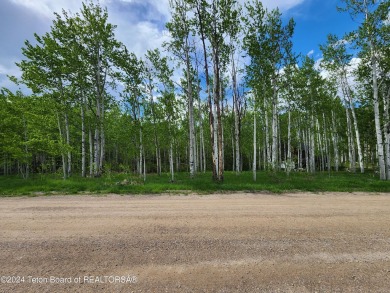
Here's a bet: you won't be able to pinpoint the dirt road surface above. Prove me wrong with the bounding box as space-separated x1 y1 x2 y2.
1 192 390 292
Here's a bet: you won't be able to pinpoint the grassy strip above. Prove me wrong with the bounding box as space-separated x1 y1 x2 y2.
0 171 389 197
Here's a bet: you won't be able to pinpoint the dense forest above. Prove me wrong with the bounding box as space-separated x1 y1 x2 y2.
0 0 389 182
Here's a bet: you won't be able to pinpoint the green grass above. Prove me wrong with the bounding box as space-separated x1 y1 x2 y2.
0 170 389 197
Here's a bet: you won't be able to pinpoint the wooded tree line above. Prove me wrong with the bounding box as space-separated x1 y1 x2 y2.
0 0 389 180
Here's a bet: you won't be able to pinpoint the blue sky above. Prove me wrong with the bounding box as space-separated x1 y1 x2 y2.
286 0 358 60
0 0 360 91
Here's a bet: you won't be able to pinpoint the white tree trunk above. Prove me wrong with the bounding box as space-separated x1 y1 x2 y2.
372 56 386 179
349 99 364 173
65 113 71 177
297 127 302 169
264 99 271 169
139 124 143 176
202 129 206 173
197 95 206 173
331 110 339 172
383 88 390 179
253 111 257 181
316 118 324 171
234 100 240 174
342 78 364 173
57 113 67 179
362 2 386 179
213 104 219 175
185 42 196 179
323 114 331 173
309 116 316 173
100 121 105 173
271 89 278 171
345 105 356 172
287 108 292 175
231 134 235 172
169 141 174 182
221 98 225 173
89 128 93 177
143 147 146 182
278 117 282 167
212 47 224 181
81 100 86 177
232 55 241 175
94 127 100 177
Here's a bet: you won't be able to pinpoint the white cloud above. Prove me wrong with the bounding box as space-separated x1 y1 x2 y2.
317 56 362 100
260 0 305 11
307 49 314 57
9 0 85 19
4 0 306 96
8 0 306 59
0 62 21 77
112 18 171 57
0 61 27 92
148 0 171 19
8 0 171 57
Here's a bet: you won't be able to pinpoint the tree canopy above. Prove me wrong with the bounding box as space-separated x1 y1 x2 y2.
1 0 389 181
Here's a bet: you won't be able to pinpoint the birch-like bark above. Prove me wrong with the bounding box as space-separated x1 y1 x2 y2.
323 114 331 173
143 147 146 182
297 126 302 169
99 112 105 173
253 111 257 181
345 105 356 172
383 88 390 179
176 142 179 173
57 113 67 179
213 103 219 176
348 96 364 173
264 98 271 169
202 129 206 173
263 125 267 170
271 87 278 171
278 117 282 168
89 128 93 177
148 84 161 176
81 99 86 177
211 46 223 181
194 1 216 178
310 115 316 173
184 38 196 179
64 113 71 177
304 130 309 172
372 55 386 179
232 55 240 174
331 110 339 171
169 141 174 182
22 116 29 179
316 118 324 171
139 119 143 177
231 134 235 172
221 97 225 172
287 108 292 175
216 75 224 180
209 0 224 181
94 46 103 177
359 2 385 179
94 126 100 177
342 78 363 173
196 84 206 173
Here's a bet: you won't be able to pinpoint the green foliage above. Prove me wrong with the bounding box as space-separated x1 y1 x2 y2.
0 0 388 183
0 171 389 196
243 0 295 90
